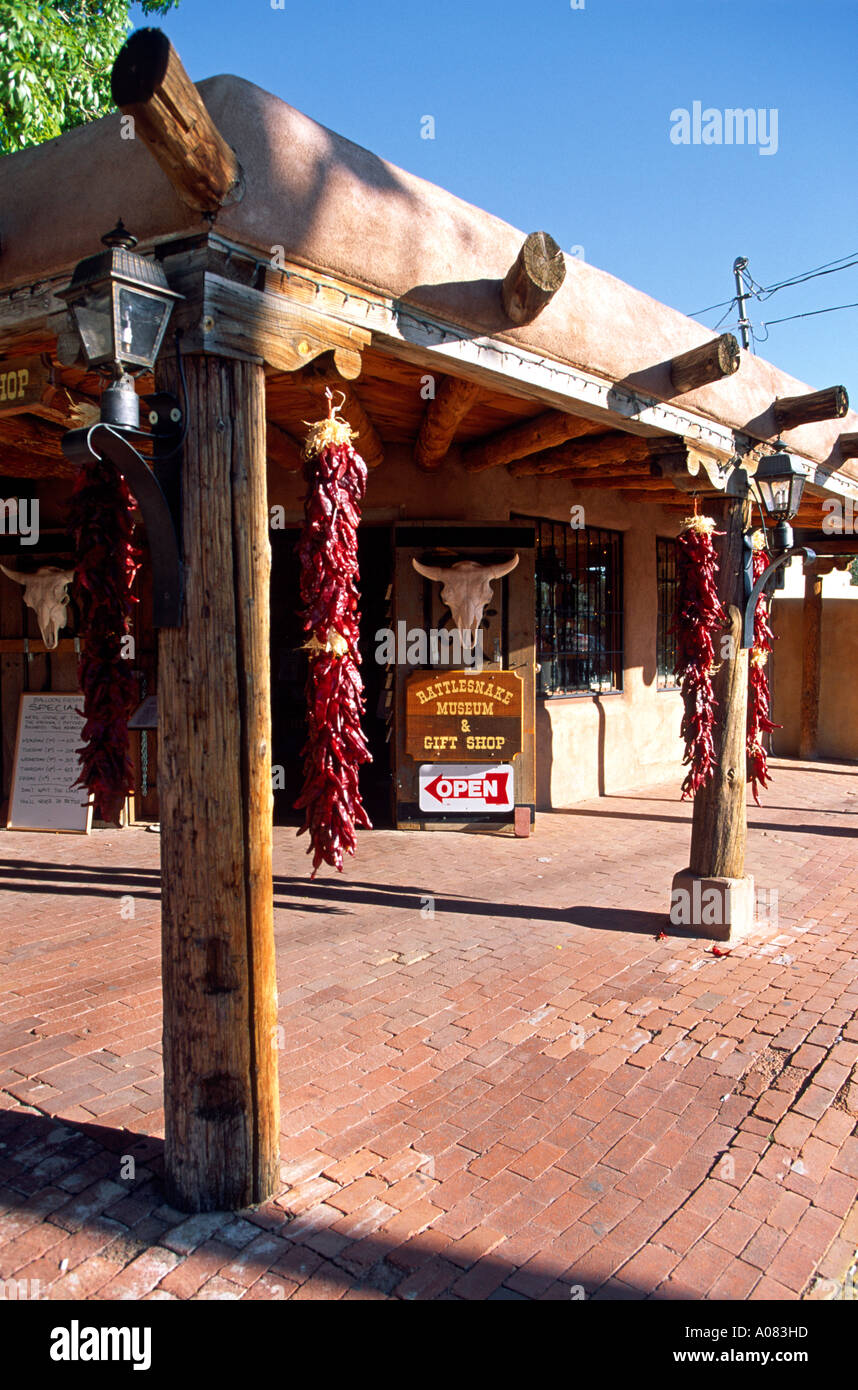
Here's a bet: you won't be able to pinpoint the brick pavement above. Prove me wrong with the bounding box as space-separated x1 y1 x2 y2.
1 757 857 1301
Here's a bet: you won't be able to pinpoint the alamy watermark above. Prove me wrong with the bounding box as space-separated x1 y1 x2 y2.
375 623 484 670
0 497 39 545
670 102 778 156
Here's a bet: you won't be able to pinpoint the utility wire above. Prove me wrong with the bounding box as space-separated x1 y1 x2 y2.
761 300 858 328
687 248 858 319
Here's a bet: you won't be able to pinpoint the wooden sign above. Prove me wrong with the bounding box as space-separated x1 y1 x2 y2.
406 668 523 763
7 692 92 833
0 356 51 416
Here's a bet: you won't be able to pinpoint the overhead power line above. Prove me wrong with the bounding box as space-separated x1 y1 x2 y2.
687 248 858 320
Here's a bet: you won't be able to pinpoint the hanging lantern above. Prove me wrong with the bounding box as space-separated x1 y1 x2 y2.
750 441 807 552
58 220 181 376
58 220 182 430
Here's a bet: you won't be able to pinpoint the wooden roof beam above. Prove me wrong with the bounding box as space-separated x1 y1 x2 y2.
838 433 858 460
507 431 651 477
266 421 303 473
563 474 682 489
0 412 69 463
111 29 244 214
414 376 480 471
501 232 566 326
462 411 602 474
774 386 848 433
669 334 740 395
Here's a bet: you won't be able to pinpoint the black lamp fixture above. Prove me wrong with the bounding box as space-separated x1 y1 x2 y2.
749 440 807 551
57 220 182 430
59 221 185 627
741 440 815 648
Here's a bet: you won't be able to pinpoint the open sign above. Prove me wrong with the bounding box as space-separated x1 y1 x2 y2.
418 763 514 812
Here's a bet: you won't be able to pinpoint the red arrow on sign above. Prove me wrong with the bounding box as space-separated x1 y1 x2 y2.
422 771 510 805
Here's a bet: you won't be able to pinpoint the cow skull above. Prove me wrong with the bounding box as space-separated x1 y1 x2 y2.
0 565 75 649
412 554 519 633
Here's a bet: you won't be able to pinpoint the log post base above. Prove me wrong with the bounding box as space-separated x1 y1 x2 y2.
669 868 756 942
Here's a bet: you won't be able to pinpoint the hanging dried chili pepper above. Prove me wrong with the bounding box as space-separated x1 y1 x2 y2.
294 390 372 875
673 512 726 800
69 450 140 825
746 530 780 804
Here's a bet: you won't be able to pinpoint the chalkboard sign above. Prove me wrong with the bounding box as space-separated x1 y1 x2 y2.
6 693 93 834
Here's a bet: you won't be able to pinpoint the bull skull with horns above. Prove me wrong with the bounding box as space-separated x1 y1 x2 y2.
0 565 75 649
412 554 519 634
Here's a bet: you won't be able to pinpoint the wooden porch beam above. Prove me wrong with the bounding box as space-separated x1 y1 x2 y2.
669 334 740 395
111 29 244 214
0 449 76 480
266 421 304 473
501 232 566 326
507 431 651 477
414 376 480 471
462 412 602 474
0 413 69 462
774 386 848 433
837 432 858 460
563 474 687 489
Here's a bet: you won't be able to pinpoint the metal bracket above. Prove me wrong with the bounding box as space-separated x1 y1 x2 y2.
741 545 816 649
61 419 184 627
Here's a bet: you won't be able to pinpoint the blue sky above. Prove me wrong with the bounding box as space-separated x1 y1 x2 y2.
132 0 858 395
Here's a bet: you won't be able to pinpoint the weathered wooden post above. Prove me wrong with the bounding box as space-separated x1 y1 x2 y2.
798 564 823 760
156 352 279 1211
672 484 756 941
112 30 279 1211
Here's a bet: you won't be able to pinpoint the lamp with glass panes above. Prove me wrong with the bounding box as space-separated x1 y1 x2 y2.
58 220 182 430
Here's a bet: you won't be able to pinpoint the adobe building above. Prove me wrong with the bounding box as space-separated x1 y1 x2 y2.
2 27 857 1209
2 45 857 838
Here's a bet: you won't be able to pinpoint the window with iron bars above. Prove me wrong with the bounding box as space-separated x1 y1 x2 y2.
524 518 623 696
657 536 681 689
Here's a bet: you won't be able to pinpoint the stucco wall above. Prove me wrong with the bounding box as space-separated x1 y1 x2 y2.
771 596 858 761
268 456 688 807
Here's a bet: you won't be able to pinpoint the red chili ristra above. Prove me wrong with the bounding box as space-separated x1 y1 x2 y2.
294 404 372 875
69 451 140 824
746 539 780 804
673 517 726 800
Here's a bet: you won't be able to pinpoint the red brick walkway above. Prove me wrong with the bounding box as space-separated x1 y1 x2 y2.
1 758 857 1300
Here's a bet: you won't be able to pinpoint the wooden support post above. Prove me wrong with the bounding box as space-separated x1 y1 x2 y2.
501 232 566 325
669 334 740 394
156 352 279 1211
773 386 848 433
414 376 479 471
111 29 244 214
798 566 823 760
688 494 752 880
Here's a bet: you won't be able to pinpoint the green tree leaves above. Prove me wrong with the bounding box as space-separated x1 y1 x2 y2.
0 1 178 153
